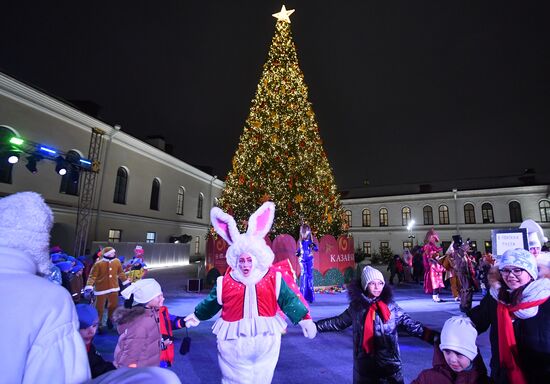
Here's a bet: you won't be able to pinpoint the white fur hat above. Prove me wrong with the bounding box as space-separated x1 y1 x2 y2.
361 266 384 291
440 316 478 361
520 219 547 249
121 278 162 304
0 192 53 274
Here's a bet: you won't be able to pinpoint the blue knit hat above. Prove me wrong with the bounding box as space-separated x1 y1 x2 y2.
56 261 73 273
499 248 538 280
76 304 98 329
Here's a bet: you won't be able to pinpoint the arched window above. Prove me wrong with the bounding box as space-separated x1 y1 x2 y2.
423 206 433 225
344 210 352 227
150 178 160 210
509 201 522 223
197 193 204 219
464 203 476 224
379 208 388 227
176 186 185 215
482 203 494 223
113 167 128 204
362 208 371 227
401 207 411 226
59 150 81 196
540 200 550 222
438 205 449 225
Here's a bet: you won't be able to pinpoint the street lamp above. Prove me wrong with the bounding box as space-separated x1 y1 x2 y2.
407 219 416 246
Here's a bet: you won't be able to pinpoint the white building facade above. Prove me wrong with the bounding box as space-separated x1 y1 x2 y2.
0 73 224 259
342 185 550 255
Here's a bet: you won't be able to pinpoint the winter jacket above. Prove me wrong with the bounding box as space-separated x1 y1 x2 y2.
113 305 161 368
0 247 90 384
315 280 425 383
468 290 550 383
87 342 116 378
411 342 491 384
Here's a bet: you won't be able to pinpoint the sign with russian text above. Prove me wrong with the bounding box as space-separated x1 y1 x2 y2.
491 228 528 259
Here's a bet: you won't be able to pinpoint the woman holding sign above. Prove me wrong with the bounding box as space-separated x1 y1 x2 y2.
468 248 550 384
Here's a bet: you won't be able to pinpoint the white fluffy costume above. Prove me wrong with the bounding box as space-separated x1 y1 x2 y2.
185 202 316 384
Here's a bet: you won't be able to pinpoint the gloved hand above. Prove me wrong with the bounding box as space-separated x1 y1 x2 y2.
421 326 441 345
299 319 317 339
184 313 200 328
83 288 93 300
175 316 186 329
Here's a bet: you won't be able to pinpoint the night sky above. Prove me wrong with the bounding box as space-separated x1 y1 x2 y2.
1 1 549 190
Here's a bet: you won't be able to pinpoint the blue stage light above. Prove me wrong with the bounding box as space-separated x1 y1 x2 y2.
39 146 57 155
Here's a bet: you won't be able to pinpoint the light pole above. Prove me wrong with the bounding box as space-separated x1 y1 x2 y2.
407 219 416 247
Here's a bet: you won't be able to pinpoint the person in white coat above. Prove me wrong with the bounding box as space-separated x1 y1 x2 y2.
0 192 90 384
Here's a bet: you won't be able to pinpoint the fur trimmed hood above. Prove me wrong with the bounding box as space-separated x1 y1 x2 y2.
347 278 393 306
112 305 151 325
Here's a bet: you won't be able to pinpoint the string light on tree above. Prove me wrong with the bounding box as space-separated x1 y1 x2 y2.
218 6 346 239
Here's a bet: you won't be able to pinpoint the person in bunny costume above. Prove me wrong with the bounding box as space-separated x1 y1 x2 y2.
184 201 317 384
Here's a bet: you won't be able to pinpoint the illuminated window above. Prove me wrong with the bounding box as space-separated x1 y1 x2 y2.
146 232 156 243
362 209 371 227
345 210 352 227
197 193 204 218
402 207 411 226
379 208 388 227
540 200 550 222
108 229 122 243
194 236 200 254
362 241 371 255
439 205 449 225
176 186 185 215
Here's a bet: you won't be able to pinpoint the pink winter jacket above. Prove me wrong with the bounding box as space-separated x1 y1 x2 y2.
112 305 161 368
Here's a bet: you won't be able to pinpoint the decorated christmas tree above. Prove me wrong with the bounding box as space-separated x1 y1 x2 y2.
218 6 346 239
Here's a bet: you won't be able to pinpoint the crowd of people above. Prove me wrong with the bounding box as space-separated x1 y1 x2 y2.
1 191 549 384
379 225 550 383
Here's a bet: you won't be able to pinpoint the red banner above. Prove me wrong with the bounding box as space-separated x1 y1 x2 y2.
318 235 355 275
206 236 229 275
206 234 354 278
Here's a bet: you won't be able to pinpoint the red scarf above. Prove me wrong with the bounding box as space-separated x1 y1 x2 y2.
496 297 549 384
362 300 391 354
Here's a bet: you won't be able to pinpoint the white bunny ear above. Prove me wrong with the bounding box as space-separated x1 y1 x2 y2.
246 202 275 239
210 207 240 245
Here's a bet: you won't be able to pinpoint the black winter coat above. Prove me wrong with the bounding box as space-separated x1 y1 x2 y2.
468 293 550 384
315 280 425 384
88 343 116 378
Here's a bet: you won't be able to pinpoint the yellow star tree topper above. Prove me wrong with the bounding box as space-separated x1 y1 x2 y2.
272 5 295 23
218 7 346 239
